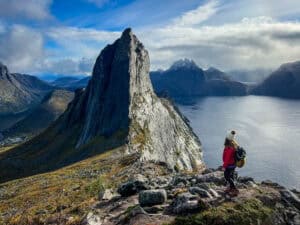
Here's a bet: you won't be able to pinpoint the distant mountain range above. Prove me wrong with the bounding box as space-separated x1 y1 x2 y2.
0 89 74 145
251 61 300 99
150 59 248 99
48 59 300 100
0 62 54 115
50 76 90 91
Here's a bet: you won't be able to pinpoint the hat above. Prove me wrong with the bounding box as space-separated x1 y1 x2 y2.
226 130 236 141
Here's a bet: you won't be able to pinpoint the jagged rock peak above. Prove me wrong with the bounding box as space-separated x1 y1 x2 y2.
68 28 204 171
0 61 10 79
169 58 199 71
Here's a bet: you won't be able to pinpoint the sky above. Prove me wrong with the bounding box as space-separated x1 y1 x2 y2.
1 0 300 76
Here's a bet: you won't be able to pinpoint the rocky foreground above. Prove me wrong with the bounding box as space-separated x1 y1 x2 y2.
83 165 300 225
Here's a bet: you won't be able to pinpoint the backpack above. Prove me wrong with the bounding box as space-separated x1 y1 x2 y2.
235 146 246 168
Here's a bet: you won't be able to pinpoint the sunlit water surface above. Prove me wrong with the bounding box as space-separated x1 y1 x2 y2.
177 96 300 189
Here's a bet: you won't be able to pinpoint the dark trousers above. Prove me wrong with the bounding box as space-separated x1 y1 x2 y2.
224 167 236 189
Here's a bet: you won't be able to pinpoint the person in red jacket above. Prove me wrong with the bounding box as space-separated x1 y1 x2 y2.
222 130 239 196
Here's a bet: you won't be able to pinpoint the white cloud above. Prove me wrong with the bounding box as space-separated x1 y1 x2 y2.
0 0 52 21
172 0 220 27
139 15 300 71
45 26 120 70
0 25 44 73
41 58 94 75
2 1 300 75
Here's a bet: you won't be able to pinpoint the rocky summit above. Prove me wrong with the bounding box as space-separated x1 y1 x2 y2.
64 28 204 171
0 28 204 183
83 168 300 225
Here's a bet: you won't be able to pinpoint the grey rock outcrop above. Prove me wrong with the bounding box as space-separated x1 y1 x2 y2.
139 189 167 206
65 28 204 171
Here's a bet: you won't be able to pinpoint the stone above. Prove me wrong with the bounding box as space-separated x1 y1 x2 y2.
139 189 167 206
280 189 300 210
143 205 166 214
117 178 149 197
196 171 225 185
238 176 254 183
188 187 213 198
99 189 120 201
208 188 220 198
171 176 189 186
170 193 208 215
84 212 102 225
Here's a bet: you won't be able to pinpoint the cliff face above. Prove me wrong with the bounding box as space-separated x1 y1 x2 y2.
0 29 204 183
72 28 204 171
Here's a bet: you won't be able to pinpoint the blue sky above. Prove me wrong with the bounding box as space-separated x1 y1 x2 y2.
1 0 300 76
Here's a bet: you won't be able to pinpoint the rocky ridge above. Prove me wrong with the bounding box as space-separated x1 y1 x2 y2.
84 166 300 225
0 62 54 115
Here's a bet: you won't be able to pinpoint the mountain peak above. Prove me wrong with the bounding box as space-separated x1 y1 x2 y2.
169 58 199 71
0 62 10 79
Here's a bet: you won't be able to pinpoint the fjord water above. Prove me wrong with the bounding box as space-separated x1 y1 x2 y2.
177 96 300 189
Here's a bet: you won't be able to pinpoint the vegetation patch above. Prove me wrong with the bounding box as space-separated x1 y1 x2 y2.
170 199 274 225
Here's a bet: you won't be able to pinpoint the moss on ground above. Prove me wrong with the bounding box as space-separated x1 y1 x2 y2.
170 199 274 225
0 147 132 225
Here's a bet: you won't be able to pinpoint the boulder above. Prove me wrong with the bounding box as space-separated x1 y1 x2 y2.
139 189 167 206
188 187 213 198
117 178 149 197
196 171 225 185
169 193 208 214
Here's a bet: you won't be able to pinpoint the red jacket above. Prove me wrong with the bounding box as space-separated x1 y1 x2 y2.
223 146 236 168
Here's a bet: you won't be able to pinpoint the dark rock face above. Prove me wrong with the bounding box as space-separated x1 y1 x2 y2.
0 62 54 115
252 61 300 98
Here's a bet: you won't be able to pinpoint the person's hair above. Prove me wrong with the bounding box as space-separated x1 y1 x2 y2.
224 138 233 146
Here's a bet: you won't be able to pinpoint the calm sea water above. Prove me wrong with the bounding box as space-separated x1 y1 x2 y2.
177 96 300 189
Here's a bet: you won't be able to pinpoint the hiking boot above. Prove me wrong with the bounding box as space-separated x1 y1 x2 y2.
224 187 231 193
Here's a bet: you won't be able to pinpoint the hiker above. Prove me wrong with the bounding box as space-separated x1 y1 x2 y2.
222 130 239 196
